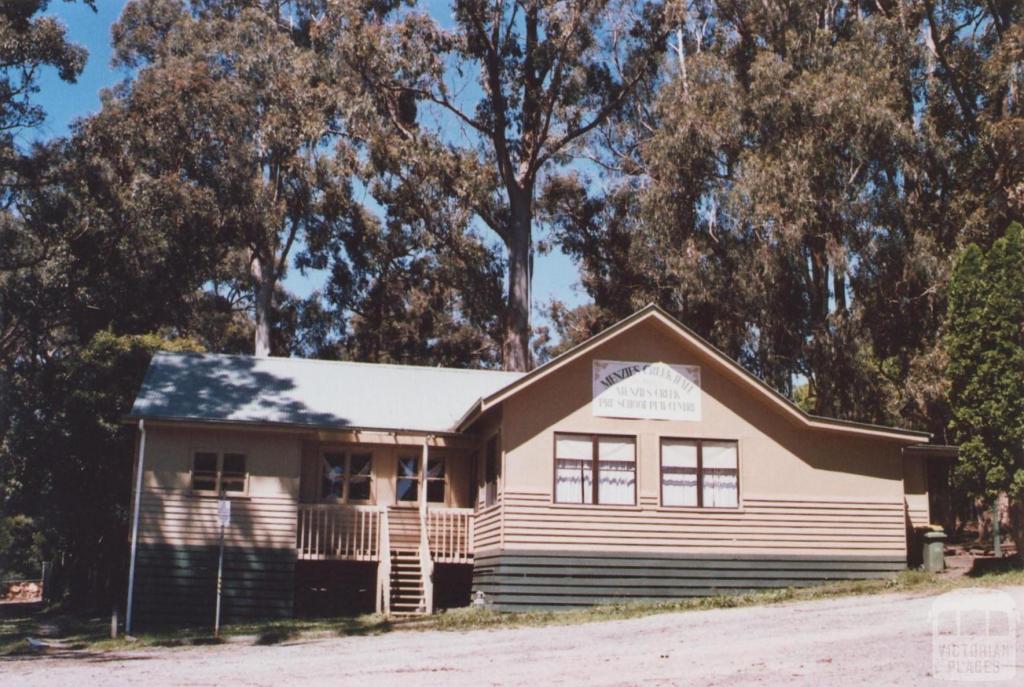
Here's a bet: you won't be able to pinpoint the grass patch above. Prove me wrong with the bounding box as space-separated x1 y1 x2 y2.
4 565 1023 656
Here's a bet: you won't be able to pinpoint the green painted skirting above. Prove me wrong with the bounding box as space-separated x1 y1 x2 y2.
472 550 907 610
132 543 296 629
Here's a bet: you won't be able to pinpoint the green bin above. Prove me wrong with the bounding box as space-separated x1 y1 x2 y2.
923 530 947 572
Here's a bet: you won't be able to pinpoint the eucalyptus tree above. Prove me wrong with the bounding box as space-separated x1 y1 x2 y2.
0 1 90 357
108 0 352 356
546 0 1022 433
315 0 669 370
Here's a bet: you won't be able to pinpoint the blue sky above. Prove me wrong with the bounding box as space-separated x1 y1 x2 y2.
33 1 586 322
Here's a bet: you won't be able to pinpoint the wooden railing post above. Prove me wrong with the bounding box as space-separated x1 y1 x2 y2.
378 508 391 616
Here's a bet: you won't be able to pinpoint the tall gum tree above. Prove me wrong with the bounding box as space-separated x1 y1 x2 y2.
543 0 1022 434
110 0 350 356
317 0 668 370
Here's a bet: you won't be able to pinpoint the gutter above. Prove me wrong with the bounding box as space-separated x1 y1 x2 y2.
119 414 468 438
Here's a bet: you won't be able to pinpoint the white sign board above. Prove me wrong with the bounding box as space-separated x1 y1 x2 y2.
592 360 701 421
217 499 231 527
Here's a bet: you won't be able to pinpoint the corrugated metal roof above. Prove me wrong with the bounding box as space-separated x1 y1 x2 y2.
129 352 524 433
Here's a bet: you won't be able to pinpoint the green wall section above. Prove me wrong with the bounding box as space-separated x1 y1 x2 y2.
472 550 907 610
133 544 295 629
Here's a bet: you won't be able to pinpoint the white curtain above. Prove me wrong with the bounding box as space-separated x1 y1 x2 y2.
555 460 594 503
702 442 738 508
597 437 635 505
556 435 593 503
661 440 698 506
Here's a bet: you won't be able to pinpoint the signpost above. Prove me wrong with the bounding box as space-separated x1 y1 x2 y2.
214 499 231 637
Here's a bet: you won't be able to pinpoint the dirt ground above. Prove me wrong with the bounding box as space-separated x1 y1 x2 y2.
4 586 1023 687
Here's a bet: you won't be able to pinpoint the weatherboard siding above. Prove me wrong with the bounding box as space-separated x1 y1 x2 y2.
497 491 907 555
473 501 503 553
481 316 911 560
472 550 907 610
902 455 931 530
132 427 301 627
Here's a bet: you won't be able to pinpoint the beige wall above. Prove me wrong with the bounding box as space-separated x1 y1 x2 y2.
136 315 920 561
487 317 911 557
138 425 303 550
903 456 931 530
137 425 477 554
468 408 504 550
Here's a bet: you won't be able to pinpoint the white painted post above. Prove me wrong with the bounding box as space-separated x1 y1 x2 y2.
214 521 225 637
125 419 146 636
214 498 231 637
420 439 428 520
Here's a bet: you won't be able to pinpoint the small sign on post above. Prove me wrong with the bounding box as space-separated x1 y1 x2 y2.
214 499 231 637
217 499 232 527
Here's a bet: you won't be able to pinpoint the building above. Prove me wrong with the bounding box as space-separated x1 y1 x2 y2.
124 304 948 629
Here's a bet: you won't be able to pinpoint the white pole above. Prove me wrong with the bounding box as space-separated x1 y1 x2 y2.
215 521 225 637
125 419 146 635
420 438 429 520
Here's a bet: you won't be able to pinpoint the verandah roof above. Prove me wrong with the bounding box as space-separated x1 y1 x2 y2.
128 352 524 434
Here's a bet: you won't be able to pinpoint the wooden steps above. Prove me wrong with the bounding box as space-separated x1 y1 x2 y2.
389 549 427 616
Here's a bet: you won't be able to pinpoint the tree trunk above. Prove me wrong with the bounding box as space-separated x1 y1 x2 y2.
503 196 532 371
251 251 273 357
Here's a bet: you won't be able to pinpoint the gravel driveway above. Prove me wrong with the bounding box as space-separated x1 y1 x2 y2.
5 586 1023 686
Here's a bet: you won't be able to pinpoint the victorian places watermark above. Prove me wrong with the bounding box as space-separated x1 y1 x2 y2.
930 588 1018 682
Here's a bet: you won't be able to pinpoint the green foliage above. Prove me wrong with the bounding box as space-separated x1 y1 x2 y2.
315 0 668 369
0 1 88 174
0 331 203 605
0 514 46 579
947 223 1024 509
545 1 1023 435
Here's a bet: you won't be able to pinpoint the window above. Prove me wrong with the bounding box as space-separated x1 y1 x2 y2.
321 451 373 502
395 454 447 504
191 451 218 493
554 433 636 505
484 435 499 507
660 439 738 508
191 451 247 495
396 455 420 503
426 457 446 504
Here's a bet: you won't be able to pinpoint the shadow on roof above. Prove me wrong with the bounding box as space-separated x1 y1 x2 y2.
132 353 351 428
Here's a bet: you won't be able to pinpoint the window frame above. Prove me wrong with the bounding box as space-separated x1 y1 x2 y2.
320 449 374 504
394 452 449 507
425 454 448 506
658 437 741 509
552 432 637 506
189 449 249 497
395 453 422 506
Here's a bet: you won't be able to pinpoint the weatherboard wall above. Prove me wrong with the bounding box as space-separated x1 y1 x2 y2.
132 426 302 627
481 316 911 559
902 455 931 531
